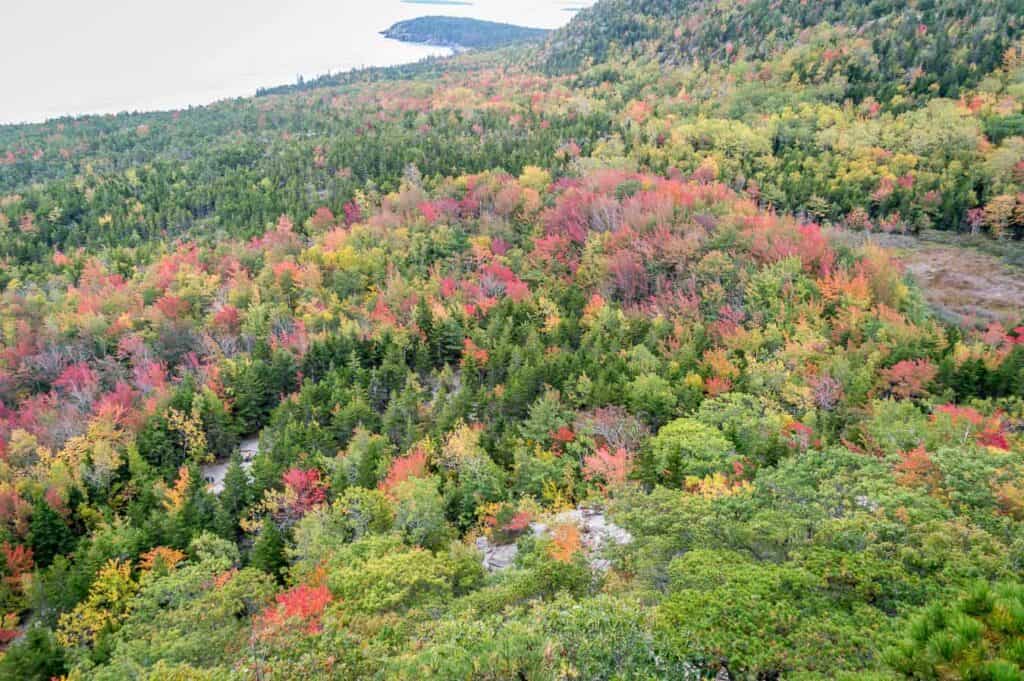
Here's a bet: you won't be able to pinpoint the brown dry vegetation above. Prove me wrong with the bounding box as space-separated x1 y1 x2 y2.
853 232 1024 327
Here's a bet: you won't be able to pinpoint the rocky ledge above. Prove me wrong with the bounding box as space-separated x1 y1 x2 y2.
475 507 632 572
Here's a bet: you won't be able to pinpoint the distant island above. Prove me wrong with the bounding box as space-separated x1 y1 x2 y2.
381 16 549 50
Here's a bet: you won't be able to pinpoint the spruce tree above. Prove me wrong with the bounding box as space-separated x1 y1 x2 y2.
180 473 218 542
216 455 252 538
28 499 74 568
250 520 287 582
0 626 66 681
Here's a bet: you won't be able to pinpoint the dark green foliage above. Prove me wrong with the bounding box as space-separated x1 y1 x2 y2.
887 581 1024 680
334 429 394 492
657 549 884 678
136 416 182 474
28 499 75 569
0 100 612 269
382 16 549 49
0 626 66 681
544 0 1023 106
176 473 219 547
984 114 1024 144
215 455 253 538
250 521 288 582
696 393 787 468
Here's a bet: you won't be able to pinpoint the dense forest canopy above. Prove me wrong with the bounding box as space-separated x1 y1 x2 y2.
0 0 1022 679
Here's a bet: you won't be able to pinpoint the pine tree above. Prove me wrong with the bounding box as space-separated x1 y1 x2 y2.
213 505 236 541
29 499 74 568
136 415 181 473
415 296 437 369
0 626 66 681
250 520 287 582
226 360 268 435
382 378 423 449
217 454 253 537
180 472 218 542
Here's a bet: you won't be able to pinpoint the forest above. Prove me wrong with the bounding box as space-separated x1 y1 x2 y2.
380 17 550 50
0 0 1022 679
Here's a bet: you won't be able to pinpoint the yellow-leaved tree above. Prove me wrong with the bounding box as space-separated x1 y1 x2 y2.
57 559 138 650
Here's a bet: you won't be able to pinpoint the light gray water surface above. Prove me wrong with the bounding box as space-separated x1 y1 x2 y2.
1 0 592 124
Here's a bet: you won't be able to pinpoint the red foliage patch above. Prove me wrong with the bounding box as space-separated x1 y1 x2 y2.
282 468 327 515
894 445 943 493
155 294 190 320
783 422 815 451
54 362 100 404
880 359 937 399
0 490 31 538
212 305 242 334
257 583 333 637
583 447 633 492
705 376 733 397
461 338 489 366
2 542 33 590
343 201 362 226
379 448 429 495
933 404 1011 450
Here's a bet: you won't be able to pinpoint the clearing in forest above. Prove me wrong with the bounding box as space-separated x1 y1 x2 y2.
863 233 1024 327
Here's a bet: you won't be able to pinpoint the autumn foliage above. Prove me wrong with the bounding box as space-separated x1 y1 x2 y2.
257 583 333 638
282 468 327 515
0 3 1021 677
379 448 429 495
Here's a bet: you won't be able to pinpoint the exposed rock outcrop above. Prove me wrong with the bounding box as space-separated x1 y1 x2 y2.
475 507 632 572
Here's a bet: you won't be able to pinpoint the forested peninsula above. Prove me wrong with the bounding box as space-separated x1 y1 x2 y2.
382 16 549 49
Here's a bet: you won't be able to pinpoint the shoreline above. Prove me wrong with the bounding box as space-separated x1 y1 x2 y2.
379 31 468 52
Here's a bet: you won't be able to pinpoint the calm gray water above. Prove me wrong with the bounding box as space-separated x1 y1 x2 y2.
1 0 592 125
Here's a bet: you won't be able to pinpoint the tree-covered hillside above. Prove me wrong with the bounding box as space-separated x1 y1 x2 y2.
382 16 549 49
544 0 1024 103
0 0 1022 679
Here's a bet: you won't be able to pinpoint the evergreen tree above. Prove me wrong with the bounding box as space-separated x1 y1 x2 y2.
250 520 287 582
225 359 269 434
415 296 437 369
136 415 181 474
217 454 253 537
382 378 423 449
195 388 240 459
29 499 75 568
179 474 218 543
0 626 66 681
